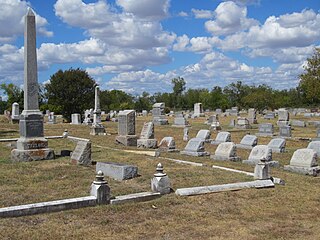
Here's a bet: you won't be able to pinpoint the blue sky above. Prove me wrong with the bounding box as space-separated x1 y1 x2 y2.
0 0 319 95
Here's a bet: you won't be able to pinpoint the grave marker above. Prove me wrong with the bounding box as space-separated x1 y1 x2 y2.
211 131 231 145
181 138 209 156
210 142 240 161
116 110 137 146
71 140 91 166
236 135 258 149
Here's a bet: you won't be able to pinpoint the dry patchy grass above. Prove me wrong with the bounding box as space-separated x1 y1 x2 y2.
0 113 320 240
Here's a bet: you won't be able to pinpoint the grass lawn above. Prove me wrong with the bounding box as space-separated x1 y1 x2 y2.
0 113 320 240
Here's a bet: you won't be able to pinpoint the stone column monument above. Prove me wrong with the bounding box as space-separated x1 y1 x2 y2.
11 9 54 161
90 86 106 135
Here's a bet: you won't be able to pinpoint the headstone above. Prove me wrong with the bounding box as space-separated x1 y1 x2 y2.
313 129 320 141
116 110 137 146
242 145 278 167
254 158 271 180
210 120 221 131
152 102 168 125
90 86 106 135
11 9 54 162
158 137 177 152
172 114 190 128
137 122 157 148
230 107 239 116
70 114 81 125
284 149 320 176
180 138 209 156
70 140 91 166
229 119 236 127
307 141 320 157
47 112 56 124
248 108 257 124
215 108 222 115
183 127 189 141
211 131 231 145
291 120 306 127
264 112 275 119
256 123 274 136
96 162 138 180
193 103 204 117
83 109 92 125
236 117 251 129
195 129 211 142
304 113 314 118
11 102 20 124
277 108 290 126
151 163 171 194
267 138 286 153
279 125 291 138
142 110 148 117
206 115 218 125
210 142 240 161
236 135 258 149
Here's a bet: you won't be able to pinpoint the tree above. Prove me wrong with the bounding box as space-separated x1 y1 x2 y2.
299 48 320 105
100 89 134 111
223 81 250 108
171 77 186 110
0 83 23 109
134 91 152 112
46 68 96 121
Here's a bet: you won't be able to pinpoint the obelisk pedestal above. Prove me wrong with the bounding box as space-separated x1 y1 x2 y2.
11 9 54 161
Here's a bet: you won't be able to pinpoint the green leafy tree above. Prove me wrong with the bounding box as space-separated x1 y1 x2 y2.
299 48 320 105
223 81 250 108
242 85 274 111
134 91 152 112
0 83 24 109
45 68 96 121
171 77 186 110
100 89 134 111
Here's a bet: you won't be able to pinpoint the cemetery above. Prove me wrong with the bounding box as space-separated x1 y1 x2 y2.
1 7 320 240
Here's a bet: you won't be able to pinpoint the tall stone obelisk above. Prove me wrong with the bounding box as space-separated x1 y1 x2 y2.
90 86 106 135
11 9 54 161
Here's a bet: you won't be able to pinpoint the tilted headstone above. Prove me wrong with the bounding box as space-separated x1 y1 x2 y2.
236 135 258 149
152 102 168 125
279 125 291 138
90 86 106 135
236 117 251 129
71 140 91 166
196 129 211 142
257 123 274 136
242 145 278 167
11 9 54 162
172 114 190 128
268 138 286 153
284 149 320 176
47 112 56 124
70 113 81 125
116 110 137 146
180 138 209 156
291 120 306 127
211 131 231 145
277 109 290 126
158 137 177 152
137 122 157 148
248 108 257 124
210 142 240 161
96 161 138 180
11 102 20 124
307 141 320 157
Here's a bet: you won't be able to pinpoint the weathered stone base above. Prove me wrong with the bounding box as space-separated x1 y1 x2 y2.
172 124 190 128
180 150 209 157
90 126 106 135
277 121 290 127
210 141 227 145
11 148 55 162
242 160 279 168
137 139 157 148
236 125 251 129
256 133 275 137
153 120 169 125
236 144 255 150
151 175 171 194
115 135 137 146
96 161 138 180
268 148 285 153
283 165 320 176
210 155 241 161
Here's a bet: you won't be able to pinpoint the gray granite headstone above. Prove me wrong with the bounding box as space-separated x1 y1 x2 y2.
248 108 257 124
236 117 251 129
257 123 274 136
307 141 320 157
180 138 209 156
71 140 91 166
116 110 137 146
210 142 240 161
152 102 168 125
268 138 286 153
284 149 320 176
291 120 306 127
279 125 291 138
236 135 258 149
243 145 278 166
137 122 157 148
196 129 211 142
264 112 275 119
211 131 231 145
277 109 289 126
96 162 138 180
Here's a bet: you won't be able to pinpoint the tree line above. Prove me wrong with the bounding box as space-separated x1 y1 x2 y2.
1 48 319 121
